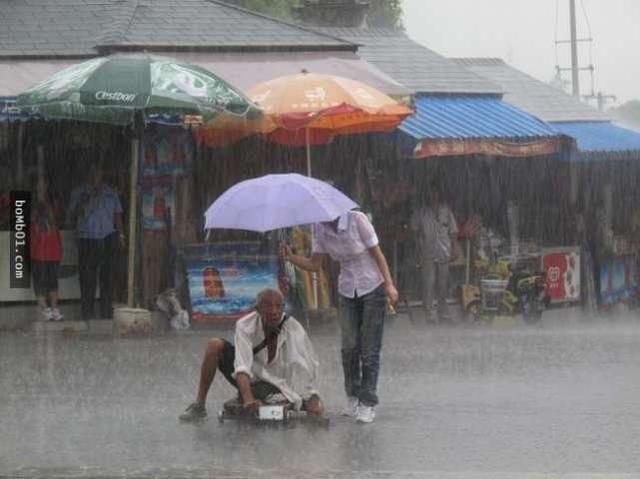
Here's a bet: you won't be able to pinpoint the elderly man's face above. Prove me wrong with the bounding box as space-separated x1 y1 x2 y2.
257 291 284 332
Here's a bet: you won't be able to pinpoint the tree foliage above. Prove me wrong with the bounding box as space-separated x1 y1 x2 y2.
367 0 403 29
609 100 640 130
225 0 403 29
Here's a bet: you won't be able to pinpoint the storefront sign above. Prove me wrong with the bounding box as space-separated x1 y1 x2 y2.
183 242 281 322
413 138 561 159
542 247 581 304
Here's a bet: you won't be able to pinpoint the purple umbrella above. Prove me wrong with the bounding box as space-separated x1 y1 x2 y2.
204 173 358 233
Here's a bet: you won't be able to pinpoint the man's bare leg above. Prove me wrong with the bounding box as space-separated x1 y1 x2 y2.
180 337 225 422
196 338 225 404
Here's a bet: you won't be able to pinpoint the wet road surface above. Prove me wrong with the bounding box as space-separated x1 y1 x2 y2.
1 310 640 478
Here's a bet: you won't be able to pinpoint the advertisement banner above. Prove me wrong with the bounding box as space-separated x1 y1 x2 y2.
413 138 561 159
598 254 639 307
183 242 281 322
542 247 581 304
141 129 193 231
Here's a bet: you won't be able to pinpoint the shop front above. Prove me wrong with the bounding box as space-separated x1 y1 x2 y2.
394 94 583 316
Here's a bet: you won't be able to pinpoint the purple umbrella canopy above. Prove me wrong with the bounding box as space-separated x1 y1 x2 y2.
204 173 358 233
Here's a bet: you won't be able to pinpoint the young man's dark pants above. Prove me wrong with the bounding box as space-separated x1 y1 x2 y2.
78 233 116 320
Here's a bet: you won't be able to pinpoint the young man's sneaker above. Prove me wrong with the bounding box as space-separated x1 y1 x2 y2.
179 402 207 422
356 404 376 423
50 308 64 321
341 397 359 417
40 307 53 321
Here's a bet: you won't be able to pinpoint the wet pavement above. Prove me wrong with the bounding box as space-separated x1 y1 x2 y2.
1 310 640 478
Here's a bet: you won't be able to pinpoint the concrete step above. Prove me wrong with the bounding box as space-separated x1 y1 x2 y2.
32 319 88 334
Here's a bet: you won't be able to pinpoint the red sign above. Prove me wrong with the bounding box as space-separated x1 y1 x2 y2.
543 248 581 303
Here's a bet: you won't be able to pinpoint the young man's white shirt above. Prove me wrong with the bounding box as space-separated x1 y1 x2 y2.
312 211 384 298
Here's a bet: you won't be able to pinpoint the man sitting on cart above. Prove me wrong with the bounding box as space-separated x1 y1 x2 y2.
179 288 323 422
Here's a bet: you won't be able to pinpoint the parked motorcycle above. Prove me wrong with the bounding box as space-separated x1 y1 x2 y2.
463 262 550 324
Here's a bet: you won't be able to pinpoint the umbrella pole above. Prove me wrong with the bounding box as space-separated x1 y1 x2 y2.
305 127 318 310
305 127 312 177
127 137 140 307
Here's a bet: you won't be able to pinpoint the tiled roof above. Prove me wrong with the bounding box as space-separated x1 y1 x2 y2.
0 0 116 56
109 0 353 50
315 28 502 95
0 0 354 58
453 58 608 122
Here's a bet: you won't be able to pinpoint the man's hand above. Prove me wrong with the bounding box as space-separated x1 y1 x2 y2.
279 242 293 262
449 243 462 263
384 282 399 306
305 396 324 416
242 398 263 414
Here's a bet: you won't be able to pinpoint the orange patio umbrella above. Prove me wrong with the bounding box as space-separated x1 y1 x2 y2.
248 71 412 175
193 109 276 148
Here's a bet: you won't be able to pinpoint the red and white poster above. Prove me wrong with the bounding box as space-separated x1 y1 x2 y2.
542 247 581 303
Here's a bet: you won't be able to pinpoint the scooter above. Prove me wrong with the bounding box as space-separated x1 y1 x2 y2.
463 260 550 324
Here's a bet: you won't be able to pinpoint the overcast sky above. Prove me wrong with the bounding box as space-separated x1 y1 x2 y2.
402 0 640 105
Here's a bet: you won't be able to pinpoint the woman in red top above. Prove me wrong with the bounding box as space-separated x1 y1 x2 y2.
30 178 63 321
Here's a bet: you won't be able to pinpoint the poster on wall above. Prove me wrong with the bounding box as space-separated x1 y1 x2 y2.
183 242 281 322
542 247 581 304
141 179 175 230
141 129 193 231
598 255 639 308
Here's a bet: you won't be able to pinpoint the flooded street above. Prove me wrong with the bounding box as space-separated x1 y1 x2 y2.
2 311 640 478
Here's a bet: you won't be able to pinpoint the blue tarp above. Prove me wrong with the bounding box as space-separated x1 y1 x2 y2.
400 95 558 140
551 121 640 153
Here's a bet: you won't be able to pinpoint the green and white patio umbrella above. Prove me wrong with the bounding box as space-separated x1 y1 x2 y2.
17 53 262 308
17 53 261 124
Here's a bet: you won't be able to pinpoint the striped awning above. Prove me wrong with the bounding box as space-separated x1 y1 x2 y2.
400 95 561 158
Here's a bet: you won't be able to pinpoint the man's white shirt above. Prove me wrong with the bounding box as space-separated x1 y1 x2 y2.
232 311 320 410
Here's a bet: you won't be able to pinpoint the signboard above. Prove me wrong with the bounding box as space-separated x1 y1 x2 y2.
413 137 561 159
542 247 581 304
598 254 639 308
183 242 280 322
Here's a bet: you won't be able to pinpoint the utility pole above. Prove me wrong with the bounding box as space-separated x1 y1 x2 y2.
569 0 580 97
584 91 617 111
555 0 598 100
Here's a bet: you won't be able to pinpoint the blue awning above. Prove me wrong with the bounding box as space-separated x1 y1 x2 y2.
399 95 560 158
400 95 558 140
551 121 640 153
